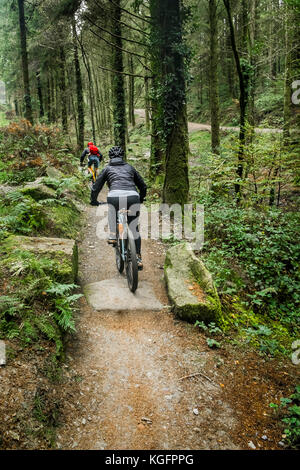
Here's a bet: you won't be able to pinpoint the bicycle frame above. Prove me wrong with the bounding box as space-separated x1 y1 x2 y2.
88 164 98 183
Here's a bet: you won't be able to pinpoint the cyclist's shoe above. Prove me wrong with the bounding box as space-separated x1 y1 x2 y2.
90 200 100 206
107 234 117 246
136 255 143 270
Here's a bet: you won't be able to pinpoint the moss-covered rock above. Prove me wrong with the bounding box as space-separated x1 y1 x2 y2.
46 166 64 179
164 242 224 325
21 178 56 200
5 235 78 282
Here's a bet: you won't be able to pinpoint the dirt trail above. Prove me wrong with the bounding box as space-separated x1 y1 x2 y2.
134 108 282 134
56 203 240 450
55 201 297 451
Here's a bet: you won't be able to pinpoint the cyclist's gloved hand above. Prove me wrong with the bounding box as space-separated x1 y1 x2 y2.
90 201 100 206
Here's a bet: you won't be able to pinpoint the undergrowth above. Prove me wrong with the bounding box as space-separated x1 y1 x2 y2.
188 130 299 358
270 385 300 449
0 247 82 356
0 119 87 355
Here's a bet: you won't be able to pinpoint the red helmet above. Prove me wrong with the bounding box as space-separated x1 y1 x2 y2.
87 142 93 147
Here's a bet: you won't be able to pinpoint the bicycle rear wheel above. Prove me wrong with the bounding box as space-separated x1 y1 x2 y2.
126 229 138 293
115 236 124 273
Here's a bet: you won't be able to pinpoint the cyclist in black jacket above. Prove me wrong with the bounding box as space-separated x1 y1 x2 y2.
90 146 147 269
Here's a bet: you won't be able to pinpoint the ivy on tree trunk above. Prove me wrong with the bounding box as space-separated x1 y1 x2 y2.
150 0 189 205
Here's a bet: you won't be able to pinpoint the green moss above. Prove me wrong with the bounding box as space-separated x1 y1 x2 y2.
174 298 222 325
51 250 77 283
20 184 55 200
46 205 81 239
164 250 172 270
165 243 225 326
221 298 297 357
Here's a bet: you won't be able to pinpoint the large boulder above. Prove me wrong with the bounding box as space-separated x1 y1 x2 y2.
45 166 64 179
5 235 78 282
21 177 56 200
164 242 223 325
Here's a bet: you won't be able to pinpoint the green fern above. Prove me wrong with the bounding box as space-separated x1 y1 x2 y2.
46 282 78 296
0 295 25 316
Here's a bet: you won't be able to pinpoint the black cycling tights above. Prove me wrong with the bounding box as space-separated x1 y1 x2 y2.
107 194 141 255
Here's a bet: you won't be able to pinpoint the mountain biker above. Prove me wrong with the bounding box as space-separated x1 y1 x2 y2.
80 142 103 176
90 146 147 269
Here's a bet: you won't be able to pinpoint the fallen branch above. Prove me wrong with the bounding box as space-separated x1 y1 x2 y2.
178 371 218 387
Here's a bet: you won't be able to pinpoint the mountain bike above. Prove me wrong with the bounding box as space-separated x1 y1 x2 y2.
115 208 138 293
79 160 98 186
88 162 98 185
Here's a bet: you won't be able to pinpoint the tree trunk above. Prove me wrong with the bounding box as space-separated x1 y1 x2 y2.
149 87 164 181
59 48 68 133
81 48 96 144
158 0 189 205
128 55 135 127
225 18 235 98
17 0 33 124
209 0 220 155
163 102 189 205
110 0 127 157
144 75 150 130
72 19 84 149
224 0 249 198
149 1 165 182
36 71 44 119
92 70 104 134
50 71 56 123
46 72 51 123
248 0 257 128
268 2 273 80
283 5 292 145
14 99 19 116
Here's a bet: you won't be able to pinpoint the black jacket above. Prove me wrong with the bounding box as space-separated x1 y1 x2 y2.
91 157 147 203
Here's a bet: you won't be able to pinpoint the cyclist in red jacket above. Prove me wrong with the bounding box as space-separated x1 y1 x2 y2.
80 142 104 182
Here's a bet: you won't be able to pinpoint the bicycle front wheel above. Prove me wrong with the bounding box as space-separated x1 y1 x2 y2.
126 229 138 293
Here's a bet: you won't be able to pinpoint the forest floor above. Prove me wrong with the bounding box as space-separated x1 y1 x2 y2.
53 199 296 451
134 109 282 134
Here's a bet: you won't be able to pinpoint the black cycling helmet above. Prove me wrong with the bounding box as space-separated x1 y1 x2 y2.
109 146 124 159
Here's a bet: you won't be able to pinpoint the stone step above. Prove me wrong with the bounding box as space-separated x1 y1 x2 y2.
84 278 163 311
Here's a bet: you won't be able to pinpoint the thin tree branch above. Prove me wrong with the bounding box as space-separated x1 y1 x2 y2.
136 55 152 73
84 14 148 47
93 0 150 36
108 0 152 23
89 27 147 60
97 63 151 79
